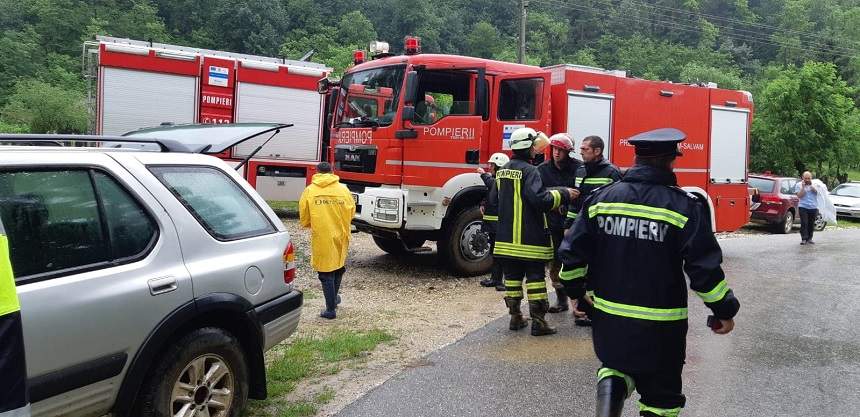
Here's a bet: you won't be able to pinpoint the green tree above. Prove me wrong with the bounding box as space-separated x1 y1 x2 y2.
1 80 88 133
466 21 501 59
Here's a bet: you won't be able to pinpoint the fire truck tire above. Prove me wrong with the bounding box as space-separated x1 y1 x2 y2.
439 206 493 276
372 236 425 256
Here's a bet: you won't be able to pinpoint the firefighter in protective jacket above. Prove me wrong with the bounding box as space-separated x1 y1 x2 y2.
0 218 30 417
478 152 510 290
489 128 575 336
558 128 740 417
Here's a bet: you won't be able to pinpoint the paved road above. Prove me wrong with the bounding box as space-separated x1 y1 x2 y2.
337 229 860 417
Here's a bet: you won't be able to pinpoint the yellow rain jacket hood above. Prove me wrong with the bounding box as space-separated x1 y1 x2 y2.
299 173 356 272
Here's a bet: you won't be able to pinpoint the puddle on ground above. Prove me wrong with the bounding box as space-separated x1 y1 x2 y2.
477 333 597 363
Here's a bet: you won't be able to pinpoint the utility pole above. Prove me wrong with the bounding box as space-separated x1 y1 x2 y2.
518 0 528 64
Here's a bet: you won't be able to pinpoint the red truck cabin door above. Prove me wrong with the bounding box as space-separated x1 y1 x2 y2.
488 72 552 160
401 67 487 187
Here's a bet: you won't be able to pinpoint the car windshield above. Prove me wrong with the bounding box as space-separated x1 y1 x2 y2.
832 184 860 198
336 65 405 128
748 177 775 193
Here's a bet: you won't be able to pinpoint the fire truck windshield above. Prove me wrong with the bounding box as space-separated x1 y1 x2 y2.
336 65 405 128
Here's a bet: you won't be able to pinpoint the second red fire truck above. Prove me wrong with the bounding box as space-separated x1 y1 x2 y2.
321 38 753 275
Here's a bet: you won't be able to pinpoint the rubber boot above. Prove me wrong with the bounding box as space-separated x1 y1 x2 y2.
319 275 337 320
529 300 557 336
548 288 569 313
595 376 627 417
504 297 528 330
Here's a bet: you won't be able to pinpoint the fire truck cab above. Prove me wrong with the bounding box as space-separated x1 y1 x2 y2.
323 39 753 276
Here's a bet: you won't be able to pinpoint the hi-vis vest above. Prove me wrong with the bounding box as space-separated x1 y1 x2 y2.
558 165 739 372
0 220 19 320
488 158 570 261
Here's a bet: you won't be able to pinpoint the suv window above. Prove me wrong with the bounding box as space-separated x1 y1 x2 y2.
780 179 797 194
498 78 543 120
748 177 775 194
149 166 275 240
0 169 156 280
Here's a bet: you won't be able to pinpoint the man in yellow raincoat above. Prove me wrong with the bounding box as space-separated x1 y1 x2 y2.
299 162 356 319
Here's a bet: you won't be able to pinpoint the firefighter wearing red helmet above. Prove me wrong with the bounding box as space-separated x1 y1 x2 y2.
488 128 576 336
557 128 740 417
537 133 581 313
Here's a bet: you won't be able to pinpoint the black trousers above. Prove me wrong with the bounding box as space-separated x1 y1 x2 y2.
0 311 29 415
501 259 547 301
598 365 686 415
799 207 818 241
318 267 345 311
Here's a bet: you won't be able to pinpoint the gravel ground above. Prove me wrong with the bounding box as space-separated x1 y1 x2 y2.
268 217 851 416
271 218 507 416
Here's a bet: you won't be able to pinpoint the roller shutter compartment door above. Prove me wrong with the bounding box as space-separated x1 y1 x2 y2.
233 83 322 161
709 107 750 184
567 92 614 160
101 67 198 135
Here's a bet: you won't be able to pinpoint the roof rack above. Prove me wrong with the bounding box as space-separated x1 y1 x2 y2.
0 133 192 153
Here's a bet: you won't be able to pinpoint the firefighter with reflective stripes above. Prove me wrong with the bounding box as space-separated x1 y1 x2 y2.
566 135 623 326
557 128 740 417
489 128 575 336
537 134 581 312
478 152 510 290
0 218 30 417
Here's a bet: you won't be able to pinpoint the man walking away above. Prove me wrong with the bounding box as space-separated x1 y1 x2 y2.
489 127 575 336
795 171 819 245
565 135 622 326
478 152 510 290
299 162 356 319
538 134 581 312
558 128 739 417
1 218 31 417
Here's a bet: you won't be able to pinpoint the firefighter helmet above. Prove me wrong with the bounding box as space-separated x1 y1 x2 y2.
488 152 510 168
510 127 539 150
549 133 574 151
533 131 550 152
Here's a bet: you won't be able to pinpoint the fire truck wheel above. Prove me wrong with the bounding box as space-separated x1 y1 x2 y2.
372 236 425 256
439 206 493 276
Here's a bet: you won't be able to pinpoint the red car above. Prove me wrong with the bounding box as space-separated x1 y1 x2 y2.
748 173 825 233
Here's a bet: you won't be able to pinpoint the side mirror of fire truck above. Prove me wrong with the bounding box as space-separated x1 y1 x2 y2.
402 70 419 122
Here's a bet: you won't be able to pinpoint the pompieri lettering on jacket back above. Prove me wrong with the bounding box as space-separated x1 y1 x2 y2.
596 215 670 242
495 169 522 180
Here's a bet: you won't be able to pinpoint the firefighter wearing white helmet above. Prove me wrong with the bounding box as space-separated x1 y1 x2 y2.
538 133 582 313
488 128 577 335
477 152 510 289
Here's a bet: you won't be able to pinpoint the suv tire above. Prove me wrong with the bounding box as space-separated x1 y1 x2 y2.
438 206 492 276
775 210 794 234
814 212 826 231
137 327 249 417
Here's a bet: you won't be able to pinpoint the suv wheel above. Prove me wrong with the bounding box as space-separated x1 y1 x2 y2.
775 210 794 234
137 327 248 417
814 212 827 231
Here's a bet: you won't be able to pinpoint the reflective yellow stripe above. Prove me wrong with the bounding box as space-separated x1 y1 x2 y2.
494 241 554 258
575 177 583 187
638 402 681 417
525 281 546 290
566 211 577 219
588 202 689 228
493 247 554 260
504 280 522 287
513 178 522 244
527 292 548 301
559 266 587 281
586 290 594 297
550 189 561 210
506 290 524 297
0 234 21 317
696 279 729 303
482 215 498 221
592 296 687 321
582 177 614 185
597 368 635 397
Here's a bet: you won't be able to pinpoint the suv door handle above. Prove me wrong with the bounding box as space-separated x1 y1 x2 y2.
148 276 177 296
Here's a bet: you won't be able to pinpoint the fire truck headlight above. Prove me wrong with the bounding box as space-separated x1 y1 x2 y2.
377 198 399 210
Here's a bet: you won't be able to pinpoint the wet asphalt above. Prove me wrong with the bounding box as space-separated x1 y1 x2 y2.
336 228 860 417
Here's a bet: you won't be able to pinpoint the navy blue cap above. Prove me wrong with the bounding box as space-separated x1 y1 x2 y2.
627 128 686 157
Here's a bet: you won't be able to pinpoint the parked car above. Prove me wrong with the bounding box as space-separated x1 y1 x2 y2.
747 173 825 233
0 124 301 417
830 181 860 218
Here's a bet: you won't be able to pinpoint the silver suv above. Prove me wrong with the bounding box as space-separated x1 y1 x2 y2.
0 125 302 417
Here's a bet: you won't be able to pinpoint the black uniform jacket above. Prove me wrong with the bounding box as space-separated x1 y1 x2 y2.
558 165 740 372
538 159 580 231
480 172 498 234
489 157 570 261
566 158 623 228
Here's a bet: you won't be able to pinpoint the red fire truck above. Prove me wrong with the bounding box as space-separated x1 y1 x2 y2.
320 37 753 276
84 36 331 201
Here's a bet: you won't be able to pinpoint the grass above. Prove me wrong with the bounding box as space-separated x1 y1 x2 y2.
245 329 395 417
834 217 860 228
268 201 299 218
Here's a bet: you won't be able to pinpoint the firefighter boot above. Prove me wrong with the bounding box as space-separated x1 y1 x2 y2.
529 300 557 336
504 297 528 331
595 376 627 417
548 288 569 313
